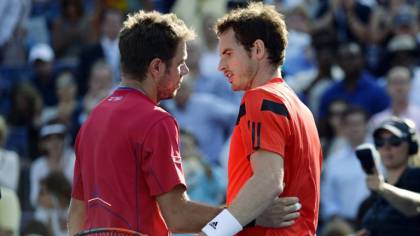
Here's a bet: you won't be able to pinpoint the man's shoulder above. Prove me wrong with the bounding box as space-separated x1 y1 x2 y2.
243 87 285 105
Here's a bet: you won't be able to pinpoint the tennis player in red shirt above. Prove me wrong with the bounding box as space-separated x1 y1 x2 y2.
201 2 323 235
68 9 301 236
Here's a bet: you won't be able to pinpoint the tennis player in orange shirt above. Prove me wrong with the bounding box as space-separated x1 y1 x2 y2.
201 2 323 235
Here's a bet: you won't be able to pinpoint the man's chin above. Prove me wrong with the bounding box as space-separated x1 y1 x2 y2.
159 93 176 101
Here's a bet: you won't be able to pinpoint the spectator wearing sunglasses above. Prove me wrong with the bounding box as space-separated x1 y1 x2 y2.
358 117 420 236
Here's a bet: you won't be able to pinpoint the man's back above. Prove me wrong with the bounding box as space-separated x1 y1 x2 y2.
227 78 322 235
72 87 185 235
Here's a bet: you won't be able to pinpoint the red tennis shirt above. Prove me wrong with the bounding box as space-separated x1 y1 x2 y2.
227 78 322 236
72 87 186 235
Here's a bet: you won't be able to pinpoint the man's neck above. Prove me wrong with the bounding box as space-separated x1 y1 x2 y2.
120 77 157 103
250 65 281 89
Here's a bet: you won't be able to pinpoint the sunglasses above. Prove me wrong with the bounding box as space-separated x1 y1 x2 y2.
374 136 404 148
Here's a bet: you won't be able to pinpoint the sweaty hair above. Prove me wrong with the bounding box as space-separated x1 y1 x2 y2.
215 2 288 67
119 10 195 81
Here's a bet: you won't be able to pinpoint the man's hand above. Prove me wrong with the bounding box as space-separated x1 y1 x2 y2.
255 197 301 227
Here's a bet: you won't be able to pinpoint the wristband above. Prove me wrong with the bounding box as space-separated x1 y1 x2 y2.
202 209 243 236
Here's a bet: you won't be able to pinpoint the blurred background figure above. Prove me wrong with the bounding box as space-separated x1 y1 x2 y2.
36 172 71 236
369 66 420 133
29 122 74 214
287 28 339 119
358 117 420 236
311 0 372 46
318 42 390 120
28 43 57 108
51 0 89 65
79 60 114 124
321 107 370 228
0 187 21 236
41 70 81 144
320 100 349 159
78 8 123 96
162 77 237 165
180 129 226 205
6 82 43 161
0 116 20 192
0 0 30 66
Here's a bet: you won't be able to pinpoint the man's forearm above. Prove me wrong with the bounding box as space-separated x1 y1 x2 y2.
168 201 223 233
228 173 283 226
157 186 223 234
67 198 86 236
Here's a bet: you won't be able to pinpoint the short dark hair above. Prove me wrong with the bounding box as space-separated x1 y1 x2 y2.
119 10 195 81
215 2 288 67
40 171 71 203
341 106 369 123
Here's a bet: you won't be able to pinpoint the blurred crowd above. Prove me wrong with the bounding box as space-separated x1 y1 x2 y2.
0 0 419 235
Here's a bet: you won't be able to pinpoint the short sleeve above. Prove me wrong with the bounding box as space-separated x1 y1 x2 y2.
241 91 291 158
142 117 186 196
71 132 84 200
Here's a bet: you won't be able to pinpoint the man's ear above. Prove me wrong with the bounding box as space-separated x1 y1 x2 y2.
252 39 266 60
149 58 166 80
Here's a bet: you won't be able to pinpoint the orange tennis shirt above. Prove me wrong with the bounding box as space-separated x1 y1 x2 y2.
227 78 323 236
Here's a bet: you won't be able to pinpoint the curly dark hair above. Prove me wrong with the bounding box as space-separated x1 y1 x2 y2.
215 2 288 67
119 10 195 81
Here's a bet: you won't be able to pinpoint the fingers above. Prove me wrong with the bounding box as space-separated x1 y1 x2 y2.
282 212 300 221
276 197 299 205
278 220 295 227
283 202 301 213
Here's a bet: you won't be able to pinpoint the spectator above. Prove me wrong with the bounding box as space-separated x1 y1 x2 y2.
359 117 420 235
77 8 123 96
162 77 237 165
180 129 226 205
282 5 315 77
51 0 89 64
318 42 390 120
321 107 370 225
312 0 372 46
287 28 339 118
369 66 420 133
0 115 20 191
36 172 71 236
0 0 30 66
30 122 75 209
6 82 43 160
21 219 48 236
29 43 58 107
321 217 355 236
320 100 349 159
41 70 82 143
0 187 21 236
366 1 415 75
79 60 114 124
186 41 242 106
385 34 420 107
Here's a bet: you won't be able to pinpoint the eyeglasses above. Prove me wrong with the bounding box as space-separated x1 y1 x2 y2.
374 136 404 148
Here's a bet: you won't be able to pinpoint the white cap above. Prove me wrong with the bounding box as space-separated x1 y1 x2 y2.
40 124 66 138
29 43 54 63
387 35 417 52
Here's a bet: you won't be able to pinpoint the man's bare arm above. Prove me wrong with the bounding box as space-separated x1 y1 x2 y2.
67 198 86 236
156 185 223 234
227 149 284 226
